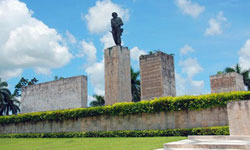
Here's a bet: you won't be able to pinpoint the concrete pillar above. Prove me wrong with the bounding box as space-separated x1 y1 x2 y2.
210 72 245 93
104 46 132 105
140 51 176 100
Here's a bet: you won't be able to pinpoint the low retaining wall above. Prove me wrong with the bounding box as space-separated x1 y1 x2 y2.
0 107 228 134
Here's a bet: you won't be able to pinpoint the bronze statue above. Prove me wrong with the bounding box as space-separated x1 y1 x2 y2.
111 12 123 45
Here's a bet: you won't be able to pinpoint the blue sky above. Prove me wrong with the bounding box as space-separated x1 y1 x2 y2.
1 0 250 102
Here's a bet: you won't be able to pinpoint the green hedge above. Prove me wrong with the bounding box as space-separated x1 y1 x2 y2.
0 91 250 125
0 126 229 138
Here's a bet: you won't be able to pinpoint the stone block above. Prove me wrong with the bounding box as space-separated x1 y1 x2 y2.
139 51 176 100
227 100 250 135
210 72 245 93
21 75 87 113
104 46 132 105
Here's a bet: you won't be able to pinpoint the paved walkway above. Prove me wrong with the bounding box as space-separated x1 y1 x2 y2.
156 136 250 150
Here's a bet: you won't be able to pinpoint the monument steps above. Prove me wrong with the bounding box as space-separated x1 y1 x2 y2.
189 135 250 141
162 136 250 150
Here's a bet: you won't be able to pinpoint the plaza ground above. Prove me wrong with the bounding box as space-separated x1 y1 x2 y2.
0 136 186 150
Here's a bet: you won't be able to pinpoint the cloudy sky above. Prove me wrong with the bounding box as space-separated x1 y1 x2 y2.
1 0 250 102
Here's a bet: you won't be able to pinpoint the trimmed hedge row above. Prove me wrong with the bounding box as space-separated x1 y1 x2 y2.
0 126 229 138
0 91 250 125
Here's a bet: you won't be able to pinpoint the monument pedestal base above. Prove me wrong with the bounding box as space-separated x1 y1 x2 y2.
104 46 132 105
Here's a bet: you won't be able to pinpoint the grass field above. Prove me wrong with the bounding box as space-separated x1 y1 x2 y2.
0 137 186 150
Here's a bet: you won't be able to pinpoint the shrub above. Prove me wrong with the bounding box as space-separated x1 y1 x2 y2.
0 91 249 125
0 126 229 138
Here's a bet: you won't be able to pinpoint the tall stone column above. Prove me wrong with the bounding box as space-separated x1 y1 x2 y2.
104 46 132 105
140 51 176 100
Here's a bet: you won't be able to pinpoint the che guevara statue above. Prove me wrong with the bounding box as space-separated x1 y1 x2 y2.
111 12 123 45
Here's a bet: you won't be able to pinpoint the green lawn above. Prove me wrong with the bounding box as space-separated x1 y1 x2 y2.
0 137 186 150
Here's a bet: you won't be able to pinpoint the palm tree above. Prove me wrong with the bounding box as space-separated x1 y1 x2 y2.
131 67 141 102
0 78 8 103
219 64 250 90
90 94 105 107
0 79 20 115
0 96 20 115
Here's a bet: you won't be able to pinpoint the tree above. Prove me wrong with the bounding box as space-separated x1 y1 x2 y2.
28 78 38 85
13 77 38 97
0 78 20 116
218 64 250 90
131 67 141 102
90 94 105 107
54 76 64 80
0 78 8 103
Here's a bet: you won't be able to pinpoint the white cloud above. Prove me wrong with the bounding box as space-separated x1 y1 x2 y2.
174 0 205 18
205 19 221 35
0 0 72 79
100 32 115 49
176 73 204 96
88 95 96 107
66 30 76 44
177 46 205 95
79 40 104 95
78 40 97 64
130 46 146 70
85 60 105 96
180 44 195 55
130 46 146 61
34 67 51 75
0 69 22 80
216 11 227 22
179 58 203 78
88 95 95 101
205 11 227 36
83 0 129 34
191 80 203 87
238 39 250 70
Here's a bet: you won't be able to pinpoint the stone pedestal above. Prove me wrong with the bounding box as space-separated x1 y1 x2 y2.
210 72 245 93
227 100 250 135
104 46 132 105
139 51 176 100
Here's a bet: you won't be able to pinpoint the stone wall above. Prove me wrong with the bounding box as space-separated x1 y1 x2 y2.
0 107 228 134
140 51 176 100
227 100 250 135
210 72 245 93
21 75 87 113
104 46 132 105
